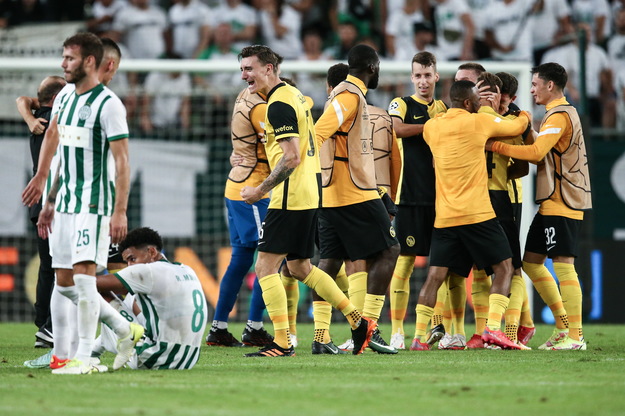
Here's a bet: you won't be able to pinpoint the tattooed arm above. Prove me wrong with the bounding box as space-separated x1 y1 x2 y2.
241 136 300 204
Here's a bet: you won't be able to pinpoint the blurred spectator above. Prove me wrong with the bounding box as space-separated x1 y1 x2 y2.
608 8 625 130
324 18 360 59
608 9 625 77
433 0 475 61
542 23 615 127
296 28 331 111
141 53 192 134
289 0 333 40
412 21 439 55
111 0 167 59
384 0 425 60
43 0 84 21
331 0 375 38
86 0 127 36
467 0 494 59
484 0 535 62
529 0 573 65
195 22 240 94
211 0 258 54
168 0 213 58
570 0 610 45
258 0 303 59
0 0 10 28
7 0 46 26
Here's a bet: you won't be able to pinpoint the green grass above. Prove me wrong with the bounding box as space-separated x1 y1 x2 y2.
1 323 624 416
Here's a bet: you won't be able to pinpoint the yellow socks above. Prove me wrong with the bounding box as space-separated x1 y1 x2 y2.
259 273 290 348
520 280 534 328
472 269 491 334
312 301 332 343
523 261 568 330
505 274 525 342
363 293 385 322
390 255 414 335
554 262 583 341
449 273 466 336
335 263 349 298
281 272 299 336
347 271 367 313
486 293 510 331
442 293 452 332
302 266 359 329
415 304 434 341
432 278 448 327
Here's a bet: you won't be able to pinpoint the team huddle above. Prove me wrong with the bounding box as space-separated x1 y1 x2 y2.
21 34 591 372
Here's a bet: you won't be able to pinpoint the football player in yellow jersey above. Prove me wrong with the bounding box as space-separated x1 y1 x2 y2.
466 72 531 350
487 63 591 350
238 45 374 357
497 71 536 347
314 45 400 355
386 52 450 350
412 80 531 350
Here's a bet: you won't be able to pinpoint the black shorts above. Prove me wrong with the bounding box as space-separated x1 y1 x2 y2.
489 191 521 269
318 199 398 261
394 205 435 256
525 213 582 258
258 208 318 260
430 218 512 277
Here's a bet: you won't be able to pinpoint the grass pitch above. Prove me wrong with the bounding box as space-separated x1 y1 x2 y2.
1 322 624 416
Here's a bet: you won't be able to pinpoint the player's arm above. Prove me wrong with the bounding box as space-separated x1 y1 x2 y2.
109 138 129 244
487 113 567 163
387 98 424 138
36 164 61 240
96 273 129 299
314 91 358 146
22 115 59 207
16 95 46 135
389 130 402 201
508 158 529 180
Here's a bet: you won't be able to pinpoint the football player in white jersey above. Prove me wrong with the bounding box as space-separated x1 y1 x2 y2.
95 227 208 370
35 33 140 375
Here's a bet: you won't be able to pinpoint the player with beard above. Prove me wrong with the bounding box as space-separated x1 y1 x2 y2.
32 33 141 374
312 44 400 355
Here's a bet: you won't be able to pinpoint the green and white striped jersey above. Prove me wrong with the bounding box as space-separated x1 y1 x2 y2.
55 83 128 216
115 259 208 370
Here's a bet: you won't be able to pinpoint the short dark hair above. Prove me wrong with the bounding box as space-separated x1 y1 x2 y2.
532 62 568 90
239 45 283 73
280 77 297 87
327 63 349 89
457 62 486 75
101 37 121 59
477 72 502 93
37 76 66 105
63 32 104 67
119 227 163 254
496 72 518 97
347 44 378 71
450 80 476 106
412 51 437 70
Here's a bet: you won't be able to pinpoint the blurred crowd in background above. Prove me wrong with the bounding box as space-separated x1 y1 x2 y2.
1 0 624 130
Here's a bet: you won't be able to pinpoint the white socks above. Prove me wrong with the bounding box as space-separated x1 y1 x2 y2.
74 274 101 363
51 284 78 359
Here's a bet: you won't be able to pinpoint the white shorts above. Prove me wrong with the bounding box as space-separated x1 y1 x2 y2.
50 212 111 272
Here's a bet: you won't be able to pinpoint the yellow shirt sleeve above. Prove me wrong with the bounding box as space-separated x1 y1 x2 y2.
492 112 569 163
315 91 360 146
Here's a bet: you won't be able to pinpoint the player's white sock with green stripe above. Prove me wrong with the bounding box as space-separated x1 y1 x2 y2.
74 274 101 363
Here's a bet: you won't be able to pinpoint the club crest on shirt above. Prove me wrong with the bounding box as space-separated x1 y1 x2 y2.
78 105 92 121
390 226 396 238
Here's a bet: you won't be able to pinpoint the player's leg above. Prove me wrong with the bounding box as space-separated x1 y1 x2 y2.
523 214 569 347
34 233 55 348
280 265 299 347
412 266 449 350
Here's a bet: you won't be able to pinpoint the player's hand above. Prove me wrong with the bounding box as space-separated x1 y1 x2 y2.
22 174 45 207
485 138 496 152
241 186 262 204
36 204 55 239
109 211 128 245
28 117 48 135
230 153 243 167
